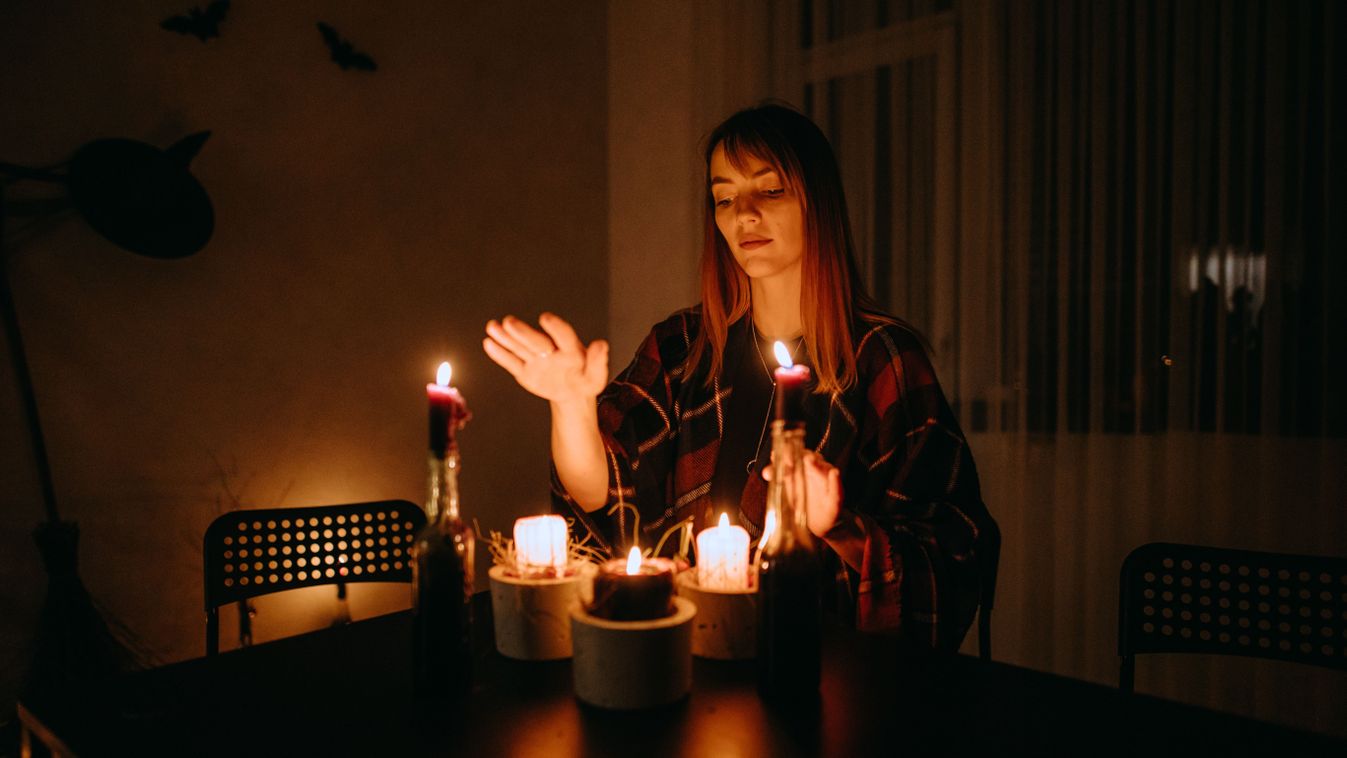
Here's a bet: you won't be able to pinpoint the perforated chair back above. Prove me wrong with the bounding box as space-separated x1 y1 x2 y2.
977 517 1002 661
1118 541 1347 692
204 499 426 655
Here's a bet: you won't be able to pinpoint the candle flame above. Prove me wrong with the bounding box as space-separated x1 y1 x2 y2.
718 512 730 529
626 546 642 575
772 340 793 368
436 361 452 387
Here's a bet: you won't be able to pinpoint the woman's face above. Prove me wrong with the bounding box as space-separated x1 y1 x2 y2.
709 144 805 282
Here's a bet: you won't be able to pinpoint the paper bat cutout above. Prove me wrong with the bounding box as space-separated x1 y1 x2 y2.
160 0 230 42
317 22 377 71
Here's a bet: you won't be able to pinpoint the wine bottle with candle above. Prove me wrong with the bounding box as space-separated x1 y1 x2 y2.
756 343 821 702
412 361 474 699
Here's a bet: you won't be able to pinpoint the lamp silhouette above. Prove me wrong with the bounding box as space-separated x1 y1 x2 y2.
0 131 213 698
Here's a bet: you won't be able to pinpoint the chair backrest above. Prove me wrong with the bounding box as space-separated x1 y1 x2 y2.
1118 541 1347 690
204 499 426 653
977 517 1002 661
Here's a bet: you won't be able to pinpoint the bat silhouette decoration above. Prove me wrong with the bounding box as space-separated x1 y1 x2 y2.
317 22 377 71
160 0 230 42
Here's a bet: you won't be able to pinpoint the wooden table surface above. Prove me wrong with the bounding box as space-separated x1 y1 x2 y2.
18 592 1346 757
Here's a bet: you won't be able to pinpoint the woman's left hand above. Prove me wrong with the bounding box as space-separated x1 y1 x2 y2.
763 451 842 537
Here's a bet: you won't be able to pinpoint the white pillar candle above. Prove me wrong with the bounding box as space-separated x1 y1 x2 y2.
696 512 750 591
514 515 568 575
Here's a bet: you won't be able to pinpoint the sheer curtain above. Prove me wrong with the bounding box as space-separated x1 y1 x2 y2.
997 0 1345 438
772 0 1345 735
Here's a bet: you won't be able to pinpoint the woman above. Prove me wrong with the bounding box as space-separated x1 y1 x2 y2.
483 104 994 650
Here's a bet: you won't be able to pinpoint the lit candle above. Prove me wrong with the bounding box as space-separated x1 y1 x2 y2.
427 361 469 457
513 515 569 577
696 513 751 591
772 341 810 424
588 546 676 621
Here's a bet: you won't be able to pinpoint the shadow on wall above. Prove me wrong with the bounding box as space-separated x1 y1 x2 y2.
0 0 608 721
1 128 218 705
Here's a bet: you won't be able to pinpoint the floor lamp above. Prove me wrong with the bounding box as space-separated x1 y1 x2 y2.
0 132 214 706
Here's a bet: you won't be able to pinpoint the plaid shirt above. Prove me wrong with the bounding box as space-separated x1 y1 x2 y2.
551 308 994 649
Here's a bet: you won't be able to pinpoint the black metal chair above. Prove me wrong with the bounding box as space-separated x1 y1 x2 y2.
1118 541 1347 693
977 517 1002 661
204 499 425 655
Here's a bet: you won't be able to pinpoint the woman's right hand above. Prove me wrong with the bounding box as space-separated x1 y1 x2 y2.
482 312 610 404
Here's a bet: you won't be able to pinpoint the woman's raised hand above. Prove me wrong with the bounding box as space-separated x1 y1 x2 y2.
483 313 609 404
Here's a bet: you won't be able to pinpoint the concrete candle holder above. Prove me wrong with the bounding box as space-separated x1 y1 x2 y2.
675 570 757 660
488 563 591 661
569 596 696 709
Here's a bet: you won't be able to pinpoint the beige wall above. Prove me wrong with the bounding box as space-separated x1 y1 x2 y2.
606 1 700 361
0 0 606 702
605 0 777 362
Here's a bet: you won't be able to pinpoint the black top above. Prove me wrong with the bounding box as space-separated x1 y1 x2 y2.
706 317 805 534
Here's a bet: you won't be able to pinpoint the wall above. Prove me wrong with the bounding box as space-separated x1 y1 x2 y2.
605 1 699 361
0 0 607 709
605 0 776 362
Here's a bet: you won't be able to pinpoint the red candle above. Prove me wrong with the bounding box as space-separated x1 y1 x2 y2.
427 361 469 457
771 341 810 425
588 547 676 621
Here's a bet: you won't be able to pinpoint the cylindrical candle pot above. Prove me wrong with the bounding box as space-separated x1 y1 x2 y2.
569 597 697 709
589 555 677 621
675 571 757 660
488 564 589 660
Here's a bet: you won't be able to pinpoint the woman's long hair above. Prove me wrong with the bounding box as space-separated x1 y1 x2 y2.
688 103 895 395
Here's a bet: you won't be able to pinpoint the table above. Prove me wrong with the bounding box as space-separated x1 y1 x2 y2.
18 592 1344 757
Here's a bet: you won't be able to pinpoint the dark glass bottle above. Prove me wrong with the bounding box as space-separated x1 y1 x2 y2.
412 447 474 698
756 420 822 702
